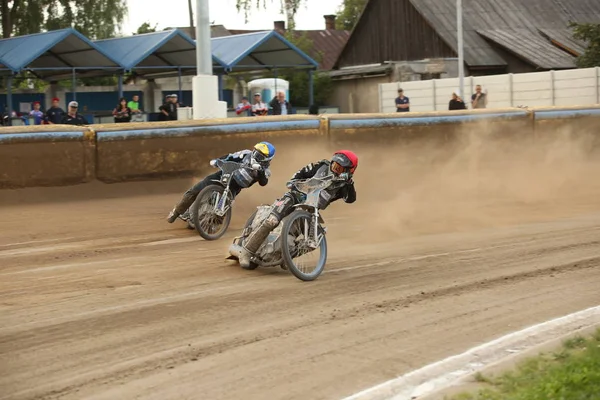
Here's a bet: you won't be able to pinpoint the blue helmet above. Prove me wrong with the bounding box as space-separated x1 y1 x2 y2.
253 141 276 163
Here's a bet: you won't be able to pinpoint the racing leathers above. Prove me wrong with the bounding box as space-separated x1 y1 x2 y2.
238 159 356 268
168 149 270 222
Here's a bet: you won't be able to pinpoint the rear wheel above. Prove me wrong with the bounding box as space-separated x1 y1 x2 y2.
281 210 327 281
190 184 232 240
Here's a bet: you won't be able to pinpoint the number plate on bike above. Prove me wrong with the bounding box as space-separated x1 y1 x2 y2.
306 191 321 207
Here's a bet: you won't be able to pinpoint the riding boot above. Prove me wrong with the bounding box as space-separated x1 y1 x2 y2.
239 213 279 268
166 192 197 223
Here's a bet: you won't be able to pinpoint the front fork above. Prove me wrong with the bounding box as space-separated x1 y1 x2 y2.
214 187 233 217
305 210 323 249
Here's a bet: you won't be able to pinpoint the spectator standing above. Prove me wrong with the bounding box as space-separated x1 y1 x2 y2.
169 94 179 120
128 95 144 122
235 96 252 116
158 95 177 121
29 101 44 125
269 91 292 115
113 97 132 123
448 90 467 110
471 85 488 109
45 97 64 124
172 94 185 107
395 88 410 112
60 101 88 125
252 93 268 116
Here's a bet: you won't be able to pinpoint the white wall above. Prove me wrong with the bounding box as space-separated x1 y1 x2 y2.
379 67 600 113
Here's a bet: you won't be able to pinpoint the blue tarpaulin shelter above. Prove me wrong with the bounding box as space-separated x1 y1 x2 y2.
0 28 121 79
0 28 318 123
212 30 318 72
94 29 227 99
211 30 318 104
0 28 121 117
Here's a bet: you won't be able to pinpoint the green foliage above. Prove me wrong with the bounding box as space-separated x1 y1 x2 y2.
335 0 367 31
569 22 600 68
235 0 303 30
2 0 127 39
135 22 157 35
1 0 126 88
451 328 600 400
277 32 333 107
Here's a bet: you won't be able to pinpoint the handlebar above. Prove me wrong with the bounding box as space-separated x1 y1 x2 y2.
288 175 337 194
213 159 259 174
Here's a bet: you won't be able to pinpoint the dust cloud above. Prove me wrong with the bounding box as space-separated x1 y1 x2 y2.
2 121 599 243
235 121 600 242
354 121 600 239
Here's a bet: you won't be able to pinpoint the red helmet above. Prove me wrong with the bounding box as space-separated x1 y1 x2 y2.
330 150 358 175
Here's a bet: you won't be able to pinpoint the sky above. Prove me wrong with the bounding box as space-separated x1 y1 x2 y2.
123 0 344 34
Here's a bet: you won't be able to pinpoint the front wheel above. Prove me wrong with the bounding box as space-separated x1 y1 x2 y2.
281 210 327 281
190 184 233 240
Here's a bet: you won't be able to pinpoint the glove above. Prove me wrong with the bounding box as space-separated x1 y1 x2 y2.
286 181 294 189
251 163 261 171
209 159 217 167
339 172 350 181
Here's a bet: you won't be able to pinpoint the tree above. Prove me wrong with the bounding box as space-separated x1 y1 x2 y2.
135 21 157 35
236 0 303 30
1 0 127 39
569 22 600 68
279 32 333 107
335 0 367 31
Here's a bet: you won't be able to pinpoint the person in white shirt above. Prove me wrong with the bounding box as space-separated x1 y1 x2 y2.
269 91 292 115
251 93 268 116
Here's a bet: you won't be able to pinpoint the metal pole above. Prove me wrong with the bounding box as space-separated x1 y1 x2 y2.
308 70 314 106
6 75 13 126
217 74 223 101
71 69 77 101
274 68 278 100
178 67 183 100
457 0 464 100
118 74 124 98
196 0 212 76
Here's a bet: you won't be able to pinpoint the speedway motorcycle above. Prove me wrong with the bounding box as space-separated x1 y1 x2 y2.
227 174 338 281
180 159 261 240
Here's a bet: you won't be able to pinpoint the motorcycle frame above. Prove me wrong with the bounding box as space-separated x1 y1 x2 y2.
207 160 254 217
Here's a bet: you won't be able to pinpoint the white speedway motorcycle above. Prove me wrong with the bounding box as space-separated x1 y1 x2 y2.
227 174 340 281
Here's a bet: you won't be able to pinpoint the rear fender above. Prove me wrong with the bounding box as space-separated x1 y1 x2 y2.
292 204 324 224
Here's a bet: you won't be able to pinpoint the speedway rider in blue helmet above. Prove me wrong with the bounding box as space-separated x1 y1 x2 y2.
167 141 276 223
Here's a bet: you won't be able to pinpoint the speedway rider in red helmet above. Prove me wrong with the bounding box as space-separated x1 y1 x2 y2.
238 150 358 269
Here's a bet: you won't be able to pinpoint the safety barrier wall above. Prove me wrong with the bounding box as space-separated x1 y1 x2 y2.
0 127 95 189
93 115 324 183
327 108 533 148
0 106 598 189
532 105 600 149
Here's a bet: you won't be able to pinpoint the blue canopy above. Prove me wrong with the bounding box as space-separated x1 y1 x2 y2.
0 28 121 80
212 30 318 72
0 28 317 80
94 29 227 77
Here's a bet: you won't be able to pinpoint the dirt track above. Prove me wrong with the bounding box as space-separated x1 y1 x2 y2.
2 130 600 400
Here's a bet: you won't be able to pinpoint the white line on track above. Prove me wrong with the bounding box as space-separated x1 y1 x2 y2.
140 237 203 246
0 243 85 257
0 257 147 276
325 241 526 274
0 237 76 248
340 305 600 400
